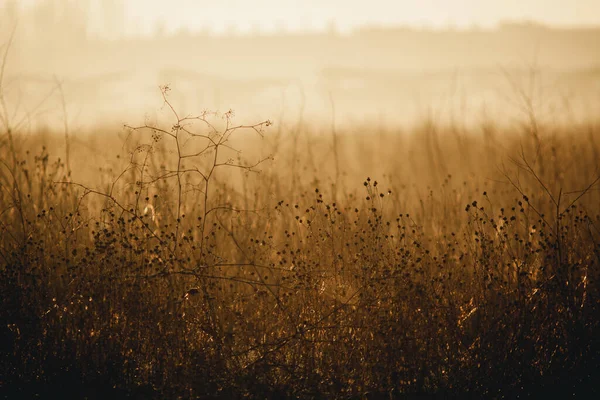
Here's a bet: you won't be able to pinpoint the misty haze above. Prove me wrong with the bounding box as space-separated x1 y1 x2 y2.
1 1 599 398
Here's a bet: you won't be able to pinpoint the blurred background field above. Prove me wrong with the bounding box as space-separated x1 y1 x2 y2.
2 1 600 130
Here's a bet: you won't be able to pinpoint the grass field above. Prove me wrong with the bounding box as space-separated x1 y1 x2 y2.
1 84 599 398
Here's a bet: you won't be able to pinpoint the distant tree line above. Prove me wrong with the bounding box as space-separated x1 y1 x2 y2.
0 0 125 44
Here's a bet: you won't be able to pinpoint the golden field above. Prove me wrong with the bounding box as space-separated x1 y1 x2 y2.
1 79 599 397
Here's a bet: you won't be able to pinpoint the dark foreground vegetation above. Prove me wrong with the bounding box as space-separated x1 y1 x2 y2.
1 87 599 398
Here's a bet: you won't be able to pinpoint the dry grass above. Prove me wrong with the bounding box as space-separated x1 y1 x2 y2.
1 86 599 398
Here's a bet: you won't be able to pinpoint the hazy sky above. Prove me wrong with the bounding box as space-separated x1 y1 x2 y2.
15 0 600 36
120 0 600 35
